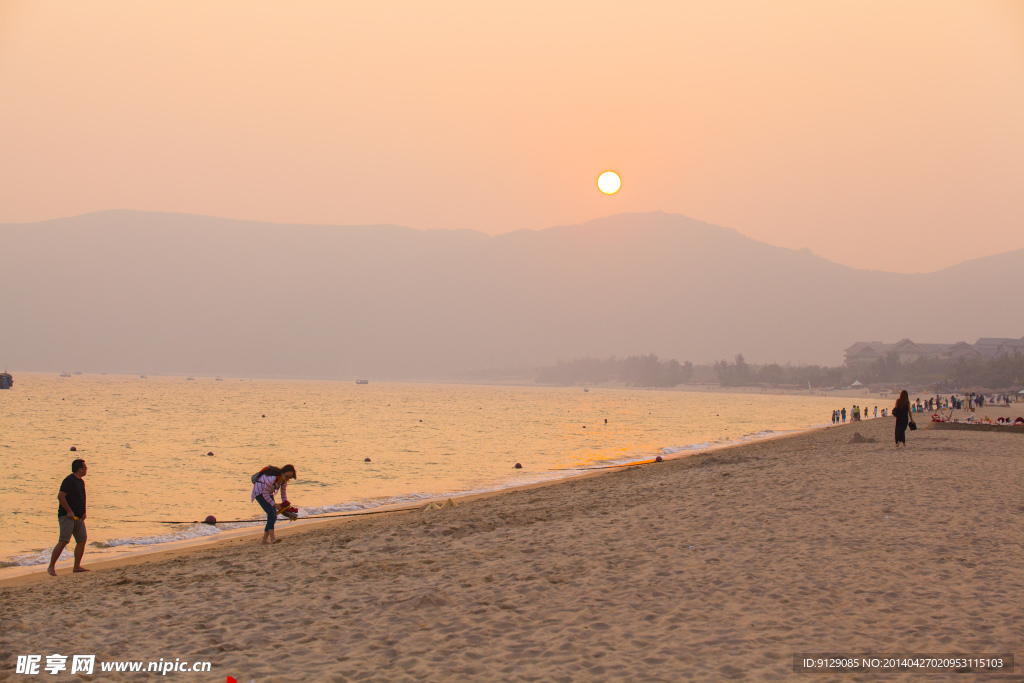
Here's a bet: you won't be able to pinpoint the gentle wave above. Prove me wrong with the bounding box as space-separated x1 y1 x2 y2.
92 521 254 548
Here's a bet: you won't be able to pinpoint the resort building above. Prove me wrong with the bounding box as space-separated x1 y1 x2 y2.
844 336 1024 367
973 337 1024 357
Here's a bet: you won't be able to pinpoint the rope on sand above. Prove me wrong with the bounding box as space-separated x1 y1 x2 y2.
113 505 423 525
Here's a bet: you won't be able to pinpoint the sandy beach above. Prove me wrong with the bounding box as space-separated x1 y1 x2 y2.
2 417 1022 682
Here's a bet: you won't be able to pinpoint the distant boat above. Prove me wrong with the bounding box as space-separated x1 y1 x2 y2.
186 377 195 381
583 387 589 392
356 379 369 385
139 375 147 378
215 377 223 381
0 372 12 390
60 371 71 378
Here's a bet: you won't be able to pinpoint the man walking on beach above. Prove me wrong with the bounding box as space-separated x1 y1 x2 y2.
47 459 89 576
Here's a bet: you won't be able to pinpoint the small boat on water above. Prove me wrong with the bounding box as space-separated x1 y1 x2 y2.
0 372 12 390
583 387 589 392
186 377 195 381
215 377 223 381
60 371 72 378
356 379 369 385
140 375 147 378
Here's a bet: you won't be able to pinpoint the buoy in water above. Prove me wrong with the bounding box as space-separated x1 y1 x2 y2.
70 446 77 451
514 463 522 469
364 457 371 462
204 515 217 525
262 414 266 418
655 455 663 462
207 451 214 456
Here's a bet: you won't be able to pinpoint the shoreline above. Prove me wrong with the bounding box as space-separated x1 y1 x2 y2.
4 416 1020 680
7 375 1015 583
7 393 1017 580
0 420 836 587
2 376 839 569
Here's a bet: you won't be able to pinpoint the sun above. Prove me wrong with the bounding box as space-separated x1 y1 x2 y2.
597 171 621 194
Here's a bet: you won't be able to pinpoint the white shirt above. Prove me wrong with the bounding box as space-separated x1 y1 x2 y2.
251 474 287 505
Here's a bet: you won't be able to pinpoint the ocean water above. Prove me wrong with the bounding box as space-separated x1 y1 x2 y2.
0 374 837 568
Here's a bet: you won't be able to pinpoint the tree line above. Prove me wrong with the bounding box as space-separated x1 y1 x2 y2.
858 352 1024 390
535 351 1024 390
535 353 841 389
710 354 846 388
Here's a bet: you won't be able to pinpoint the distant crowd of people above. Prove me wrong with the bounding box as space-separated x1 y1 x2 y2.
831 405 883 424
916 392 1017 412
830 388 1023 448
833 391 1020 425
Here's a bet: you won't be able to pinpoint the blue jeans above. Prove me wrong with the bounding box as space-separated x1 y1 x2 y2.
255 495 277 531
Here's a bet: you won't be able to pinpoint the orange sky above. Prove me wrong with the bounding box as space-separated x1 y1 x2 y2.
1 0 1021 272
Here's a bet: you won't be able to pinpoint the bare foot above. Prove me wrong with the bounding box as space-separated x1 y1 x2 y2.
73 567 90 573
47 566 57 576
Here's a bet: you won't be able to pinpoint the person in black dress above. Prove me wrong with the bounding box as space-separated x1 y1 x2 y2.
893 390 915 448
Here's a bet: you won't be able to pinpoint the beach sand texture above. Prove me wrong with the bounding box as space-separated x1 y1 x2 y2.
2 418 1021 682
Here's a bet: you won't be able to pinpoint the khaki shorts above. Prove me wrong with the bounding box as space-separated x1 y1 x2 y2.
58 516 87 544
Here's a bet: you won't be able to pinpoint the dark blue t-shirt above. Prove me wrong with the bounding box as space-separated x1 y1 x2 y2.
58 474 86 518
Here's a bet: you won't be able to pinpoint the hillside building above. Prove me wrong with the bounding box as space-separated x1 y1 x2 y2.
844 336 1023 367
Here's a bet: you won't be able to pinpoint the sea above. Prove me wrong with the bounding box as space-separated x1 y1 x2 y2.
0 374 838 569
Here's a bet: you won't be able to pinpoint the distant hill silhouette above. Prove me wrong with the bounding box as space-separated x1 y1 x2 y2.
2 210 1021 378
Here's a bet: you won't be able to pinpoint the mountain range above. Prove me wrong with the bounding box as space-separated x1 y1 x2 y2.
2 210 1021 378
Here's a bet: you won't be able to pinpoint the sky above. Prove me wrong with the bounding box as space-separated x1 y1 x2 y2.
1 0 1022 274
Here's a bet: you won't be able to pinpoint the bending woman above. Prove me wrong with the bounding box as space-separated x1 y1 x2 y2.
251 465 297 544
892 391 915 448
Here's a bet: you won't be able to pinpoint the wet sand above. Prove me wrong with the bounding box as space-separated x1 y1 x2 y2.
2 418 1022 681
